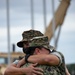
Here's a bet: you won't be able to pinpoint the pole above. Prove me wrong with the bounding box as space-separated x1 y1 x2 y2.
43 0 46 31
31 0 34 29
52 0 56 48
6 0 11 64
55 25 61 49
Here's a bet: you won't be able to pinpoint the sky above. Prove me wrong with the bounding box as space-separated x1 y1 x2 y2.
0 0 75 64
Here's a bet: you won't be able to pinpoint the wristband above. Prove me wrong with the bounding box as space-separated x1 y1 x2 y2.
25 54 30 63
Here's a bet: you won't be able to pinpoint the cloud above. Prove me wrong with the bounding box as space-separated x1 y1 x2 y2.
61 13 75 32
68 0 75 13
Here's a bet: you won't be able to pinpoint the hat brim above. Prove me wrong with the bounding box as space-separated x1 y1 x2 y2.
17 39 28 48
17 41 23 48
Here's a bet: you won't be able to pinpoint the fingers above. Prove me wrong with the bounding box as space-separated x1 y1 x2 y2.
31 63 38 67
30 63 43 75
34 67 43 73
33 70 43 75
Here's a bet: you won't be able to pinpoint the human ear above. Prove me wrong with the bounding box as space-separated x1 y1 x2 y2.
35 48 40 54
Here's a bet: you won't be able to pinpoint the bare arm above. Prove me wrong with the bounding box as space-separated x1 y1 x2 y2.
27 54 59 66
4 63 43 75
4 63 26 75
17 54 70 75
17 54 59 66
26 54 71 75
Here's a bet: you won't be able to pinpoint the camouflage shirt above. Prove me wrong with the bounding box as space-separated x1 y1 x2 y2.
21 51 66 75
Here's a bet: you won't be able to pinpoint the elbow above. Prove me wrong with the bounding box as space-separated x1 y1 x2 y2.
43 55 51 65
44 57 52 65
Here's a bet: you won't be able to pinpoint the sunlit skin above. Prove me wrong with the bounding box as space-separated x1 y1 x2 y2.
33 47 50 55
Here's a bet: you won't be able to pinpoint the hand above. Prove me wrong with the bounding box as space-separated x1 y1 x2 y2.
23 63 44 75
17 58 25 68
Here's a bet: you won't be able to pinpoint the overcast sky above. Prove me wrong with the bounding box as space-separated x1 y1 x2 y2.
0 0 75 64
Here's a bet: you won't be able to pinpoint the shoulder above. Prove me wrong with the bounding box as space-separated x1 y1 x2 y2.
51 50 64 58
51 50 65 65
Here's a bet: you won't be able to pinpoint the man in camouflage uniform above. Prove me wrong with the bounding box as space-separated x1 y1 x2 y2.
17 29 44 54
20 36 66 75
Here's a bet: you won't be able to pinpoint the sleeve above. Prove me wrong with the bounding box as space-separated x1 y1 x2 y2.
13 60 19 65
51 52 62 65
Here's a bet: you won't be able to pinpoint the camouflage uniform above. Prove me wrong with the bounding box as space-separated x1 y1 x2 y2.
22 53 66 75
21 52 66 75
21 36 66 75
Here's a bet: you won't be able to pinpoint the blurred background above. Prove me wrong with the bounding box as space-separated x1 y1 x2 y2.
0 0 75 74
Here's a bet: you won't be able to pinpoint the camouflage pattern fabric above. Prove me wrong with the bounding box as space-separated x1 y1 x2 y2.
21 51 66 75
22 63 60 75
51 51 66 75
29 36 50 50
17 30 44 47
22 30 43 39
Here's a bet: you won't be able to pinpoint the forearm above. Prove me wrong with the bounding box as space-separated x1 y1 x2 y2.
4 64 27 75
28 54 59 65
28 54 48 65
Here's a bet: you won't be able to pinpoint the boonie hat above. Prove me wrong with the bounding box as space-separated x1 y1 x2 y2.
17 29 44 47
29 36 50 50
